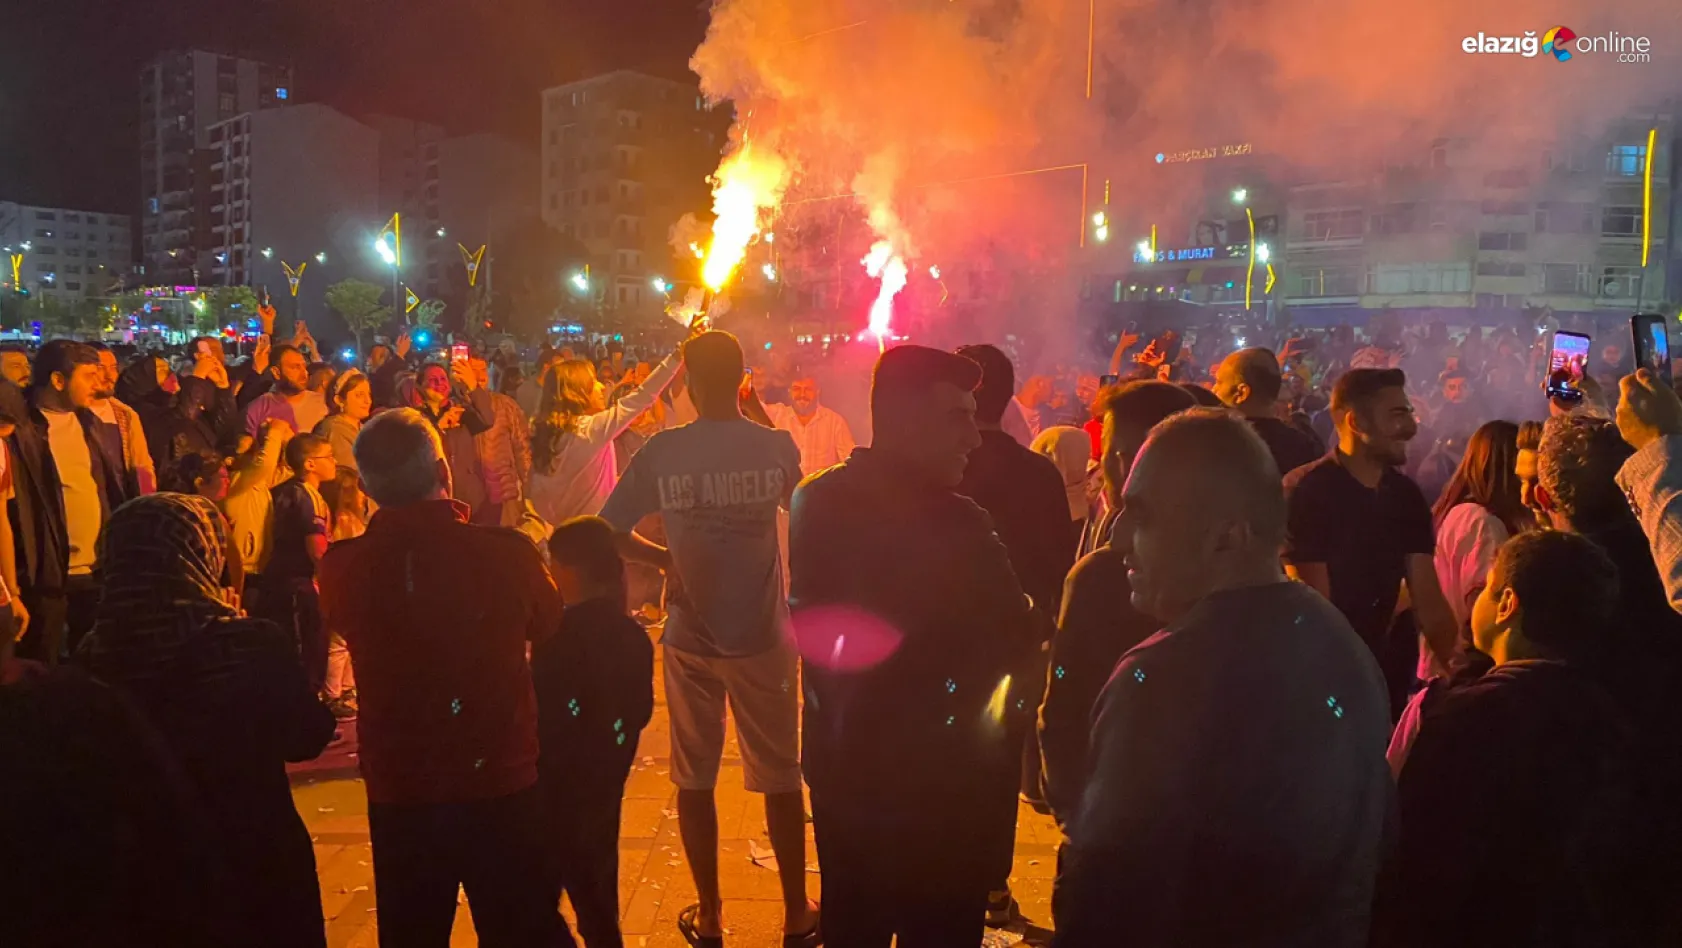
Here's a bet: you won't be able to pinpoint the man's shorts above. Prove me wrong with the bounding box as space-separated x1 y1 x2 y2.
663 639 802 794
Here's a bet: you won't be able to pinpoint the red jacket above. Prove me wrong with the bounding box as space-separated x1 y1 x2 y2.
318 499 561 804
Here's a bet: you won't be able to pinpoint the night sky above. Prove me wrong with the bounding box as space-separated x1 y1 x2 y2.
0 0 710 214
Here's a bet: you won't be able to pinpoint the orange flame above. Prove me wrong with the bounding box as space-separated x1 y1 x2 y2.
702 142 790 291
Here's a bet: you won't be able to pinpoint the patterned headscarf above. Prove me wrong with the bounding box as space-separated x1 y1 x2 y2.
80 493 242 692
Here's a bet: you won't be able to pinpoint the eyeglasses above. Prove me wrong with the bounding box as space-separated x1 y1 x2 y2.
307 453 336 464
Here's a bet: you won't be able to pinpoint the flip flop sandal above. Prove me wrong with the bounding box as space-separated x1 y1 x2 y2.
677 904 724 948
783 917 821 948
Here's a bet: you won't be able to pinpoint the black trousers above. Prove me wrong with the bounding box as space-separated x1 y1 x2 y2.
17 575 99 665
543 776 626 948
367 785 574 948
811 790 991 948
255 577 327 694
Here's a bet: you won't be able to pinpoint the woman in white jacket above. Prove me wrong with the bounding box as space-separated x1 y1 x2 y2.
526 351 681 524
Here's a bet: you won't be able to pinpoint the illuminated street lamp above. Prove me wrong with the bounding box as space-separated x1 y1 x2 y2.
1255 243 1271 264
373 235 397 266
435 227 447 238
261 247 274 259
315 251 328 264
1231 187 1248 205
570 271 589 292
651 276 670 294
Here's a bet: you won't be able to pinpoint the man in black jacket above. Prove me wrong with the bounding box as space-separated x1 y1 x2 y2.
8 340 132 664
791 345 1036 947
951 344 1074 912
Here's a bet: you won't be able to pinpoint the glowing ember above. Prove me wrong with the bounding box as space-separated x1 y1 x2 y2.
689 242 705 260
861 240 908 352
701 142 790 291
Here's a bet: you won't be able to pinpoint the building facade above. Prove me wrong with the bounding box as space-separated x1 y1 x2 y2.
0 202 133 301
201 104 381 325
540 71 726 313
1076 109 1679 335
140 49 293 286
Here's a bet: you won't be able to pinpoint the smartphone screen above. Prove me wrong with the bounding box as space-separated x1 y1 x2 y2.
449 343 469 365
1099 373 1119 387
1633 313 1673 386
1547 331 1592 399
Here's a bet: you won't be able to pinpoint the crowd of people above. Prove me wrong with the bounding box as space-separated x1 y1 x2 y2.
7 302 1682 948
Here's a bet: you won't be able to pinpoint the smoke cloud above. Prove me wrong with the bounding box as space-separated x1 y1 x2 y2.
688 0 1682 336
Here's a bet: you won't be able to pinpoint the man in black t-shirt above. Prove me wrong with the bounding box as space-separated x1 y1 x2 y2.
1283 368 1459 718
1212 347 1323 478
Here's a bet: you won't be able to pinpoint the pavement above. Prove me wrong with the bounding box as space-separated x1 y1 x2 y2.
293 629 1061 947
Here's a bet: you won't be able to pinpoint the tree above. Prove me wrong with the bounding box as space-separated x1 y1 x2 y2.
324 279 392 356
207 286 259 334
32 296 104 338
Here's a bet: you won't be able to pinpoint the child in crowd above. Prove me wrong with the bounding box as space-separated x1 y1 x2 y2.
533 516 655 948
255 432 335 698
318 469 368 719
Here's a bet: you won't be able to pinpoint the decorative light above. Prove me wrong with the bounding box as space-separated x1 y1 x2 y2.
261 247 273 259
1255 243 1271 263
651 276 670 294
373 235 397 266
435 227 447 238
929 265 941 280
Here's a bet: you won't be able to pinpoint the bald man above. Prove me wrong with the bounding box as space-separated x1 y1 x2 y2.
1212 347 1324 477
1054 409 1389 947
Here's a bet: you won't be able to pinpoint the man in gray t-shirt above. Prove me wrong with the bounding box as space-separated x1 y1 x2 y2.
601 416 799 656
599 331 818 944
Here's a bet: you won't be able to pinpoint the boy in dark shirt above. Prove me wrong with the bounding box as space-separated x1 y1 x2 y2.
257 432 334 694
534 515 654 948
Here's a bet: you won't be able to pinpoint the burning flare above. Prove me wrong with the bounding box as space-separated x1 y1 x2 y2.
701 142 790 291
861 240 908 351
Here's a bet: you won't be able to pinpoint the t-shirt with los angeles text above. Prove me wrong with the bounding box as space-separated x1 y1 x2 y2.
600 417 801 658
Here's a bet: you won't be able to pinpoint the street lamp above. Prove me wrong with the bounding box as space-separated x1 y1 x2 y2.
1232 187 1248 205
315 251 328 264
374 234 400 315
651 276 670 294
570 271 589 293
435 227 447 238
1232 185 1258 309
261 247 273 259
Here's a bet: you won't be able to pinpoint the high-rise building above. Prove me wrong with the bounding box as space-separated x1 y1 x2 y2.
0 202 133 301
201 104 380 325
541 71 726 313
427 133 539 300
140 50 293 285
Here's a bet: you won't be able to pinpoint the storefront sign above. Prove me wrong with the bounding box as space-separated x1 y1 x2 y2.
1155 143 1253 164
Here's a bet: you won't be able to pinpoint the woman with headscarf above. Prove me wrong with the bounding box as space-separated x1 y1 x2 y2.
1032 425 1097 554
79 494 336 948
527 349 680 524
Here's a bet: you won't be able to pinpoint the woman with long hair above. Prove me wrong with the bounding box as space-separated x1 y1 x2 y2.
313 370 372 471
527 348 680 524
79 494 335 947
1431 419 1530 631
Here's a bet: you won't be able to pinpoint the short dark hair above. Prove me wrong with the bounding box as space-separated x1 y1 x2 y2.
953 344 1015 426
682 331 744 404
29 339 98 392
1330 367 1407 414
86 340 110 353
0 343 29 357
269 344 303 365
159 448 225 494
1516 419 1544 453
548 516 627 594
1231 348 1283 401
284 432 330 474
1180 382 1222 407
1538 414 1633 528
870 345 981 428
1492 530 1619 659
1102 379 1196 432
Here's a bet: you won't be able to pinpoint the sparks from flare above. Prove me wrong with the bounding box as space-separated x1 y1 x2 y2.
861 241 908 353
700 142 790 291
